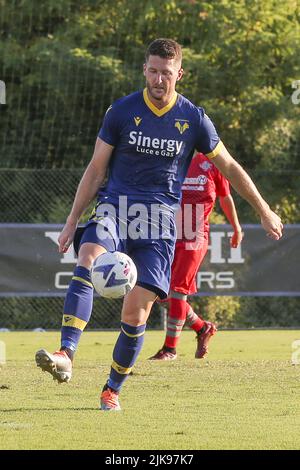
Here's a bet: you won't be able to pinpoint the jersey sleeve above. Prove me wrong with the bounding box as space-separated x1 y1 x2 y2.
215 170 231 197
98 103 120 146
196 109 224 159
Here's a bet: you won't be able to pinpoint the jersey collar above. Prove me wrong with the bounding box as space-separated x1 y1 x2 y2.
143 88 177 117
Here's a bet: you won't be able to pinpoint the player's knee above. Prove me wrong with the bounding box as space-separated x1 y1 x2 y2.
77 254 95 269
77 244 107 269
121 285 156 325
122 308 149 326
170 290 187 301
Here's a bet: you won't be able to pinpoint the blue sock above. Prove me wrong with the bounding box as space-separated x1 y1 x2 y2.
61 266 93 352
107 322 146 392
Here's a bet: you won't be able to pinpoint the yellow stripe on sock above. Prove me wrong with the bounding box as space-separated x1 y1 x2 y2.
72 276 93 288
62 315 87 331
111 361 132 375
121 326 145 338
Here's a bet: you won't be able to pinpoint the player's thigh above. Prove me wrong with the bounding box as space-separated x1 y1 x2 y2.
77 221 118 269
121 285 157 326
171 242 202 282
171 240 208 294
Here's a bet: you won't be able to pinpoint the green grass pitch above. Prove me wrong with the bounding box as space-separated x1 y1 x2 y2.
1 330 300 450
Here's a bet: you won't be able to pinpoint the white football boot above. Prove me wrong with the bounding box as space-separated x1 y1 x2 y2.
35 349 72 383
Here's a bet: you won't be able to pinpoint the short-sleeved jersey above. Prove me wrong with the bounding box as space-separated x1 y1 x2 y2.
179 152 230 239
98 89 223 210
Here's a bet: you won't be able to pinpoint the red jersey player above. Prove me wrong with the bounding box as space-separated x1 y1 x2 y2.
150 152 243 360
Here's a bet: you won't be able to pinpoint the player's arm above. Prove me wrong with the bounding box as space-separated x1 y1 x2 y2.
211 145 283 240
58 137 114 253
219 194 243 248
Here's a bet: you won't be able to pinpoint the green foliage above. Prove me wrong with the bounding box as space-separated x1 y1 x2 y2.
0 169 82 223
0 296 162 329
1 1 300 329
236 296 300 327
1 0 299 173
191 295 241 328
274 194 300 223
190 294 300 328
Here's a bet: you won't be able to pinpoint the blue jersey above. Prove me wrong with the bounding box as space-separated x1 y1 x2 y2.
98 89 222 210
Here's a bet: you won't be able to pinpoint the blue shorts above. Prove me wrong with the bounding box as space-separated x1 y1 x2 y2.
79 207 176 299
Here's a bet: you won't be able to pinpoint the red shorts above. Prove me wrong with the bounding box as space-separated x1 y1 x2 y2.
170 237 209 295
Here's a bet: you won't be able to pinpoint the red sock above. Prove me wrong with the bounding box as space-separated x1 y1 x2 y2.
164 298 187 349
185 304 205 333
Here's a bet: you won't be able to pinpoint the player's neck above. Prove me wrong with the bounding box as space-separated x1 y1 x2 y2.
145 88 177 110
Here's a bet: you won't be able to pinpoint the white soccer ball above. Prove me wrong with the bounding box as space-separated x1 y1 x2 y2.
91 251 137 298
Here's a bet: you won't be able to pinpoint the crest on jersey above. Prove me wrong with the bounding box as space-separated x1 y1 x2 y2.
198 175 207 185
174 119 189 134
200 161 212 171
134 116 142 126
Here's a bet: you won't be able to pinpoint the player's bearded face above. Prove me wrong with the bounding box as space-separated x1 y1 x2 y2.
144 55 183 106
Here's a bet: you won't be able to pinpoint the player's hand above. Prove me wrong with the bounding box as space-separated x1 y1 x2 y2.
230 229 244 248
58 219 78 253
260 210 283 240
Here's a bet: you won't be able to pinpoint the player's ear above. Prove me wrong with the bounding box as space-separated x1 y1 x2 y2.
177 67 184 81
143 63 147 76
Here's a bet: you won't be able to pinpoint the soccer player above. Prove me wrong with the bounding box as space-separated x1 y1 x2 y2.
149 152 243 361
35 38 283 411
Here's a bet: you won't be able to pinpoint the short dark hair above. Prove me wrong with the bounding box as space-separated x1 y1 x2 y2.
145 38 182 64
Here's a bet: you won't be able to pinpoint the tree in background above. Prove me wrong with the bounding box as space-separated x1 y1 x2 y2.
1 0 299 172
1 0 299 327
